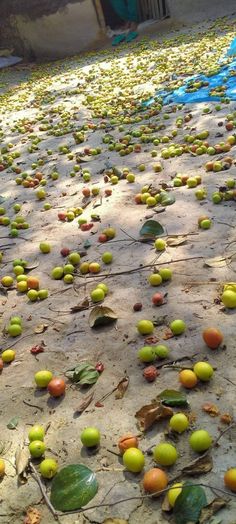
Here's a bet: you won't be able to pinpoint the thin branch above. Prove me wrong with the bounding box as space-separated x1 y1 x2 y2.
214 422 236 446
29 462 59 520
23 400 44 412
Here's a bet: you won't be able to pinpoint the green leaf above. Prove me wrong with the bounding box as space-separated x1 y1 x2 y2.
50 464 98 511
160 193 176 206
7 416 19 429
65 362 99 386
84 239 91 249
173 483 207 524
89 306 117 328
139 220 164 240
79 370 99 385
157 389 188 407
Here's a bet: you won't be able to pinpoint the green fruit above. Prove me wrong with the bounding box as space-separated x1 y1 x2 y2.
189 430 212 452
35 370 53 388
90 288 105 302
193 361 214 381
39 242 51 253
29 440 46 458
154 238 166 251
212 192 222 204
221 290 236 308
146 196 156 207
81 427 100 447
138 346 156 362
102 251 113 264
187 177 197 188
63 264 74 275
68 252 81 265
97 283 109 295
51 267 64 279
159 268 172 281
148 273 162 286
64 274 74 284
170 319 186 335
28 425 45 442
13 265 24 276
153 443 178 466
38 289 48 300
200 219 211 229
1 276 14 287
7 323 22 337
39 458 58 479
123 448 145 473
10 316 22 325
27 289 38 302
137 320 154 335
169 413 189 433
154 345 169 358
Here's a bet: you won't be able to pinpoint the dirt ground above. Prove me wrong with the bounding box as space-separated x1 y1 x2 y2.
0 14 236 524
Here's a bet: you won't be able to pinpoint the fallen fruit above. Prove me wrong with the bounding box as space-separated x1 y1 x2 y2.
34 370 53 388
170 319 186 335
7 323 22 337
48 377 66 397
81 427 100 447
39 242 51 254
154 345 169 358
153 442 178 466
118 434 139 454
221 289 236 308
193 361 214 381
169 413 189 433
39 458 58 479
143 365 159 382
90 288 105 303
148 273 162 286
29 440 46 458
167 482 183 506
143 468 168 494
123 447 145 473
224 468 236 492
152 293 164 306
1 349 16 363
138 346 156 362
137 320 154 335
179 369 198 388
202 327 223 349
189 429 212 452
28 425 45 442
0 458 5 477
102 251 113 264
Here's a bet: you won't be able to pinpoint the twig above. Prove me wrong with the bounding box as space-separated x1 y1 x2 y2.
1 333 34 352
214 422 236 446
23 400 44 412
29 462 59 520
57 483 234 516
155 354 198 370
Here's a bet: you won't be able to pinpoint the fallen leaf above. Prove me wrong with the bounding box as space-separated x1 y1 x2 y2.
70 298 89 313
162 329 174 340
65 362 99 386
15 446 30 480
204 256 228 268
24 507 42 524
220 413 233 424
139 219 164 240
199 497 228 524
75 393 94 414
34 324 48 334
202 403 220 417
7 416 19 429
115 376 129 399
162 494 172 512
182 453 213 476
167 236 187 247
157 389 188 407
144 335 159 344
24 263 39 272
89 306 117 328
135 401 173 431
95 401 104 407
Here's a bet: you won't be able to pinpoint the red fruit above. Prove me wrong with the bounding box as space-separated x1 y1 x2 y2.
152 293 164 306
82 188 91 198
98 233 108 243
134 193 142 204
143 468 168 494
35 172 43 181
118 434 139 454
80 223 94 231
105 189 112 196
0 358 3 371
58 211 67 221
226 122 234 131
48 378 66 397
143 366 159 382
103 175 109 183
202 328 223 349
60 247 70 257
134 144 141 152
95 361 104 373
84 148 90 155
0 165 5 172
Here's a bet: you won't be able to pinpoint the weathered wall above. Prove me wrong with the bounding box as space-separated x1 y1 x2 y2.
0 0 104 59
167 0 236 24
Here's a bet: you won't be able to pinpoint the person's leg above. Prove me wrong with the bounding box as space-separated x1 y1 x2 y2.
109 0 128 22
127 0 138 23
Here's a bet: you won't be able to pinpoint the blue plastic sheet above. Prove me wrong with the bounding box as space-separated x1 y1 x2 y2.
144 37 236 106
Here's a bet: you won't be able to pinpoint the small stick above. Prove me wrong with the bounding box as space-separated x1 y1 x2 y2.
23 400 43 412
29 462 58 520
214 422 236 446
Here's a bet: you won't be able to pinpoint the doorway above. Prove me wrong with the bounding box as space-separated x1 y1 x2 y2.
99 0 169 30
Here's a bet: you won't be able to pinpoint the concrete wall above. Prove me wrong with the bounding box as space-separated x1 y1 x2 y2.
168 0 236 24
1 0 105 59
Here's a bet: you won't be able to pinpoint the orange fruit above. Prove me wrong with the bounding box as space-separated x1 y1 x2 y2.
224 468 236 492
202 328 223 349
179 369 198 389
118 434 139 455
27 276 40 290
143 468 168 495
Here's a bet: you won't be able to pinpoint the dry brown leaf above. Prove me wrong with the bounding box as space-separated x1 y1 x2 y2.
162 329 174 340
162 493 172 512
182 453 213 476
144 335 159 344
75 392 94 414
199 497 228 523
202 403 220 417
103 520 128 524
24 507 42 524
220 413 233 425
135 401 173 431
34 324 48 334
115 376 129 399
167 236 187 247
204 256 228 268
15 446 30 480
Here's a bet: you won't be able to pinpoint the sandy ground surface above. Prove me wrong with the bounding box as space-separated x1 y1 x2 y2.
0 14 236 524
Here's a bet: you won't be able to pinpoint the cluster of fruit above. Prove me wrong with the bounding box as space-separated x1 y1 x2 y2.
90 283 109 303
173 174 202 188
34 370 66 397
0 208 29 237
1 258 48 301
28 424 58 478
14 170 47 188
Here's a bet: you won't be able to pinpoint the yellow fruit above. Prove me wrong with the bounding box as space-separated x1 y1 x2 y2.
2 349 16 363
0 458 5 477
167 483 183 506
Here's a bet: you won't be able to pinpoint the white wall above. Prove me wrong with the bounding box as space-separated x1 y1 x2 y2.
168 0 236 24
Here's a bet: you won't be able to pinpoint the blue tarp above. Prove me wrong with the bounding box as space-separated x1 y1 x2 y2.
144 37 236 106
